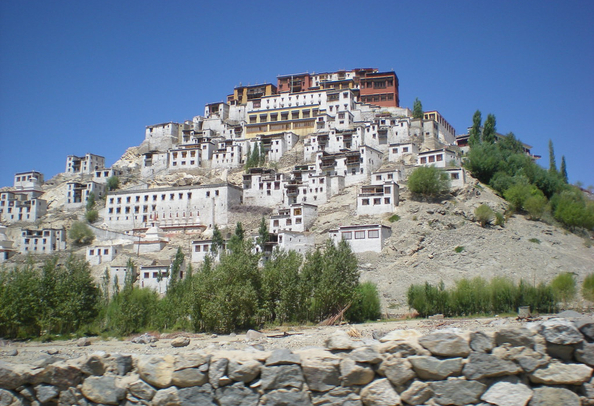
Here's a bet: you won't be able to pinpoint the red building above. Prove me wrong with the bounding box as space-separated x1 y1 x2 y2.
358 71 399 108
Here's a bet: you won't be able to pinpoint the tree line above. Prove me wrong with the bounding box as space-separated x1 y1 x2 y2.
0 223 381 339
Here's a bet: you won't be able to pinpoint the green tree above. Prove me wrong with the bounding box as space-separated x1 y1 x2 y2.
482 114 497 144
211 225 225 254
69 221 94 246
548 139 557 174
412 98 423 119
468 110 482 147
560 156 568 183
523 194 548 220
86 192 96 211
256 217 269 253
261 249 303 323
106 176 120 191
85 209 98 223
551 272 576 308
346 282 382 322
474 204 495 227
407 166 450 200
582 273 594 302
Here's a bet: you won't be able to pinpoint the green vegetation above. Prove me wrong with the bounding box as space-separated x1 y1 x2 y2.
407 276 557 317
551 272 576 308
494 211 505 226
68 221 95 246
388 214 400 222
464 111 594 232
245 142 267 169
412 98 423 119
106 176 120 191
528 238 541 244
582 273 594 302
85 209 99 223
407 166 450 200
454 246 464 253
474 204 494 227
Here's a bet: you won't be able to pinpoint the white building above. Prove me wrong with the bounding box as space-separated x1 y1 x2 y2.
191 239 216 264
329 224 392 253
20 228 66 254
0 191 47 224
388 143 418 162
141 151 169 177
65 153 105 175
269 203 317 234
445 168 467 188
133 225 169 253
104 183 242 232
211 141 243 169
371 169 402 185
144 122 185 152
356 183 399 216
65 181 106 207
86 244 121 266
0 226 14 262
139 264 178 294
14 171 44 192
260 132 298 162
276 230 315 255
417 148 459 168
316 146 383 186
93 168 123 184
242 168 288 207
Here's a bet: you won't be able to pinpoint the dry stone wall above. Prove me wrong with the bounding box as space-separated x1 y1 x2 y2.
1 318 594 405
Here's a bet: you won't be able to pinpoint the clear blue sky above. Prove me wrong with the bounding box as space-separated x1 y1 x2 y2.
1 0 593 189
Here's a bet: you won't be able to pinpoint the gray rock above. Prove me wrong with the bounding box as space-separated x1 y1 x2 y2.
34 384 59 403
76 337 91 347
152 387 180 406
178 384 216 406
80 354 105 376
0 362 26 390
246 329 267 341
301 357 340 392
470 331 495 353
378 355 416 387
430 377 486 406
111 354 133 376
0 389 16 406
480 381 533 406
32 353 64 368
137 355 175 389
81 376 126 405
311 387 361 406
216 381 259 406
539 318 583 345
578 319 594 341
228 359 261 383
379 329 422 342
576 341 594 366
128 379 156 400
408 355 463 380
261 364 304 391
463 352 522 380
40 363 83 389
360 378 401 406
171 336 190 348
529 362 593 385
324 331 354 351
545 342 574 361
528 387 580 406
208 358 228 389
557 310 582 319
495 328 536 348
4 350 17 357
340 358 374 386
492 346 549 373
400 380 433 406
58 387 84 406
266 348 301 366
172 366 208 387
418 330 470 357
131 333 158 344
261 388 312 406
348 346 383 364
174 352 210 370
583 377 594 401
379 341 423 357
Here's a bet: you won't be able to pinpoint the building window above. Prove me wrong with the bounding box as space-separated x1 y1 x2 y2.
362 198 370 205
436 154 443 161
342 231 352 240
420 157 427 164
403 147 408 152
373 198 381 205
355 231 365 239
195 245 200 252
368 230 379 239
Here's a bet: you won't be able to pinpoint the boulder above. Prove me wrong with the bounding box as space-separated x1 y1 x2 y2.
379 329 422 343
261 388 312 406
152 387 180 406
470 331 495 353
266 348 301 366
127 379 156 401
348 346 383 364
111 354 133 376
228 359 261 383
174 352 210 370
325 330 354 351
131 333 158 344
495 328 536 348
137 355 175 388
400 380 433 406
216 381 259 406
76 337 91 347
172 366 209 387
80 354 105 376
418 330 470 357
408 356 463 380
379 341 426 356
378 355 416 387
208 358 229 389
311 387 361 406
529 362 592 385
0 362 27 390
245 329 267 341
177 384 216 406
539 319 583 345
171 336 190 348
360 378 401 406
578 319 594 341
480 381 533 406
260 364 305 391
528 387 580 406
340 358 375 386
81 376 126 405
300 354 340 392
0 389 16 406
545 342 574 361
463 352 522 380
492 346 549 373
40 363 83 389
576 341 594 366
430 377 486 406
34 384 59 403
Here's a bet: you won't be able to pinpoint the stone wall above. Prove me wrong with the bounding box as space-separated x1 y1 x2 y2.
1 319 593 405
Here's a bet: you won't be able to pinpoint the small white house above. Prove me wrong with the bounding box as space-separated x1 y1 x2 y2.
356 183 399 216
276 231 315 255
417 148 459 168
269 203 317 234
139 264 172 294
86 244 121 266
329 224 392 253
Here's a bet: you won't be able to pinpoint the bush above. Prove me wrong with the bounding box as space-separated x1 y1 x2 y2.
582 273 594 302
106 176 120 191
475 204 494 227
551 272 576 307
104 287 160 336
454 246 464 253
346 282 382 323
85 210 98 223
68 221 94 246
388 214 400 222
494 212 505 226
523 195 548 220
407 166 450 200
550 189 594 230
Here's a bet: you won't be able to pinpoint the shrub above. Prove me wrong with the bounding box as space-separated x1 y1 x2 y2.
582 273 594 302
475 204 494 227
68 221 95 246
494 212 505 226
388 214 400 222
528 238 540 244
106 176 120 191
85 210 98 223
407 166 450 200
550 189 594 230
454 246 464 253
85 192 96 211
104 287 160 336
551 272 577 307
346 282 382 323
523 195 548 220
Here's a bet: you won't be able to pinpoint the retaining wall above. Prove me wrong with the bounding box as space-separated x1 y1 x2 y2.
1 318 593 405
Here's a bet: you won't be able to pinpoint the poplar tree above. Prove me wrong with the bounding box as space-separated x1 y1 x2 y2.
548 139 557 173
468 110 482 147
482 114 497 144
560 156 568 183
412 98 423 119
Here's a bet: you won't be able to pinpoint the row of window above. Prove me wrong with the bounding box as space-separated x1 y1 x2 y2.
108 190 221 205
342 229 380 240
361 198 391 205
